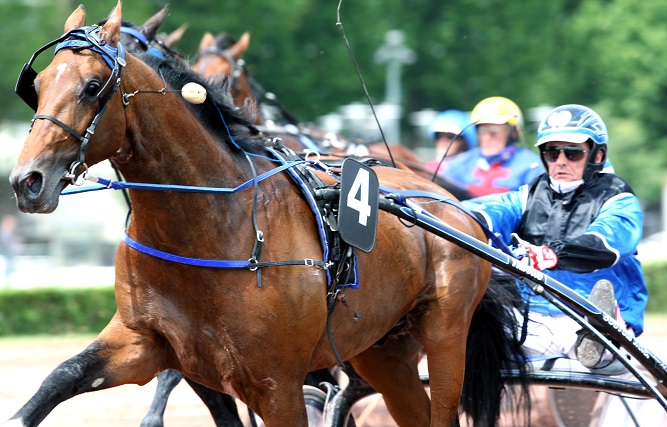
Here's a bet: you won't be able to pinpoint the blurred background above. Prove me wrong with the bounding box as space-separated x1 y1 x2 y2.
1 0 667 288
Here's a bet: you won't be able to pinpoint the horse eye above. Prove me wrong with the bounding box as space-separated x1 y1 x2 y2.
85 81 102 97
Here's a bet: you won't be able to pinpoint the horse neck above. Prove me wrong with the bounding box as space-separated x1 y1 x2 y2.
115 58 257 227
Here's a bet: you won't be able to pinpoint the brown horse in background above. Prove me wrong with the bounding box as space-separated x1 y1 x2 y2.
191 30 471 200
6 2 524 426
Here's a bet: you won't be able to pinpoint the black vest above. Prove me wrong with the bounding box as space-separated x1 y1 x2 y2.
519 174 633 243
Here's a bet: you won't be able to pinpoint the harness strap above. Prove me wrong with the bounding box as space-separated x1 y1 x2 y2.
120 26 148 48
266 145 359 290
122 232 328 270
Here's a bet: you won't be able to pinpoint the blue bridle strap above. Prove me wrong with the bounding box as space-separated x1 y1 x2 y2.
120 26 148 48
55 26 126 70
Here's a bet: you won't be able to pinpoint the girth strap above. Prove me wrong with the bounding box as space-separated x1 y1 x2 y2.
122 232 329 270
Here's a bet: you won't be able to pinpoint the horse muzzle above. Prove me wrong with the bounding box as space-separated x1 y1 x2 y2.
9 166 67 214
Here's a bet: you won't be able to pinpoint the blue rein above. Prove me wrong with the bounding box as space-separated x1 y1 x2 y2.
65 157 514 269
63 160 304 195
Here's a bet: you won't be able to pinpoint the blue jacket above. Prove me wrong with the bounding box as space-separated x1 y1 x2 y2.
443 145 544 197
463 173 647 336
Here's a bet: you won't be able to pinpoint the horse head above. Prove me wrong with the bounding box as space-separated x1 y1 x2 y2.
191 32 259 118
10 1 129 213
192 32 251 81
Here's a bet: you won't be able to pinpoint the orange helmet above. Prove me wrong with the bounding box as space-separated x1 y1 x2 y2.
471 96 523 143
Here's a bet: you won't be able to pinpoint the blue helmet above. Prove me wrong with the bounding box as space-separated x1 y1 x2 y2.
536 104 608 180
429 110 477 150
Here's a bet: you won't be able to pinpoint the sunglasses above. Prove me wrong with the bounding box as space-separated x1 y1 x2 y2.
542 146 589 162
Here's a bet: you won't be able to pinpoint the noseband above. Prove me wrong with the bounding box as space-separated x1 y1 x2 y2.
15 25 126 185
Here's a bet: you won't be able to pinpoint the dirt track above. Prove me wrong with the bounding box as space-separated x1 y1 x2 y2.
1 316 666 427
0 336 397 426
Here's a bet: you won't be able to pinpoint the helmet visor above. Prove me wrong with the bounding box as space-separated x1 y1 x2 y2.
536 131 591 146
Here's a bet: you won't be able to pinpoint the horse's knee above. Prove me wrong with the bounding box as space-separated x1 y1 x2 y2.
157 369 184 390
45 341 113 393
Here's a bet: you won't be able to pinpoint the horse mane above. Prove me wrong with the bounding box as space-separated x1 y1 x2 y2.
135 50 265 154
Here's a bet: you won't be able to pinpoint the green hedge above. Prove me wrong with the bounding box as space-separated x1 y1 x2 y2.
0 286 116 336
645 260 667 313
0 260 665 336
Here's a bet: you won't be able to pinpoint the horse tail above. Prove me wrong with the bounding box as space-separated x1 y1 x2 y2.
460 273 531 427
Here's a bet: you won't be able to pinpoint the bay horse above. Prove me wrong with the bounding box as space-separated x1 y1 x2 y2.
114 10 342 426
6 2 525 426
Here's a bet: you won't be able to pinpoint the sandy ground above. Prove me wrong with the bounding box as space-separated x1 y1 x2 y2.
1 316 666 427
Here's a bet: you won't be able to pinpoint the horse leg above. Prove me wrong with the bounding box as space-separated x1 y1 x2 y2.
183 377 243 427
350 333 430 427
421 315 470 427
418 275 491 426
244 380 310 427
2 315 164 427
140 369 185 427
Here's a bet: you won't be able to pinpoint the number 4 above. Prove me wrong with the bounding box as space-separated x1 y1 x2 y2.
346 168 372 226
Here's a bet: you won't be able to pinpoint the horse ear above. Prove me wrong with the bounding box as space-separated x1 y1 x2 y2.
140 4 169 41
64 4 87 33
228 32 250 61
164 23 188 48
198 32 216 52
99 0 122 47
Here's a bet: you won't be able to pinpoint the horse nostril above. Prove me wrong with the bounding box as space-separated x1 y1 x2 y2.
24 172 43 196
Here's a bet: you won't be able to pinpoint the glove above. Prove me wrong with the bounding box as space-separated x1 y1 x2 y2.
511 233 558 271
525 245 558 271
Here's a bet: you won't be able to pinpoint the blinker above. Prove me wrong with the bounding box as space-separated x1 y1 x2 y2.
16 63 38 111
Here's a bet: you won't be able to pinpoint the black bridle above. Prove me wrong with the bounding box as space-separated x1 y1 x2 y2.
15 25 126 184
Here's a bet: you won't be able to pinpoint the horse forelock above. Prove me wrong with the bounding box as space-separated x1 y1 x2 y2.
136 52 264 154
214 33 237 50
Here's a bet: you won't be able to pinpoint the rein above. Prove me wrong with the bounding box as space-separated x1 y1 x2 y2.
63 160 304 195
64 153 514 268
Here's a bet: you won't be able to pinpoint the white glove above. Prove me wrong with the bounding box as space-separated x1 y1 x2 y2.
511 233 558 271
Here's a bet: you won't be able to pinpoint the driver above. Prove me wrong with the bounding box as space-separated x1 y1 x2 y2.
442 96 544 197
463 104 647 368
